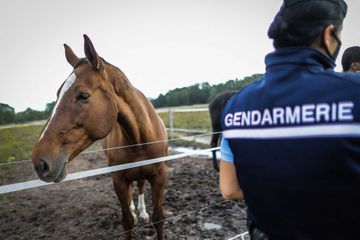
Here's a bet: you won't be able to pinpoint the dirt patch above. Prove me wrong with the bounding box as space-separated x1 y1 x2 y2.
0 151 248 240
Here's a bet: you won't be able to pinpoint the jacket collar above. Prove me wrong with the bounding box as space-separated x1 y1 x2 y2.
265 47 336 71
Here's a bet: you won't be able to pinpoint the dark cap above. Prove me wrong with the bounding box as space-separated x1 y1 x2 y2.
268 0 348 48
283 0 347 20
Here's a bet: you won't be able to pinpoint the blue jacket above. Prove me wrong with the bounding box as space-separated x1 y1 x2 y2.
221 47 360 239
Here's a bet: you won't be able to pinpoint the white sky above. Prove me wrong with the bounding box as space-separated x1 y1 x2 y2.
0 0 359 112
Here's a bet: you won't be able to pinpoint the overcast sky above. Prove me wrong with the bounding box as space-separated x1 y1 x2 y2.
0 0 359 112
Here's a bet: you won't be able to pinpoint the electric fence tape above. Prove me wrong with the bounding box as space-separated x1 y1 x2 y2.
0 147 220 194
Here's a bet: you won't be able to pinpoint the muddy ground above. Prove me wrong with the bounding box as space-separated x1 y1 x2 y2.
0 150 248 240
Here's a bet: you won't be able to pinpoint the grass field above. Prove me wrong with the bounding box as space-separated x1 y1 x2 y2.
0 106 211 163
0 125 43 163
159 111 211 131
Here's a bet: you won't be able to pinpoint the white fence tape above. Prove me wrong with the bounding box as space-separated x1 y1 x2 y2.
166 128 208 133
156 107 208 113
0 147 220 194
227 231 249 240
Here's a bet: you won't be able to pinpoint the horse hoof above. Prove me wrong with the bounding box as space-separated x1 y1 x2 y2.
139 212 150 223
132 212 138 225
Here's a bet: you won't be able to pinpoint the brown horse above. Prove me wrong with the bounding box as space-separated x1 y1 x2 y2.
32 35 168 240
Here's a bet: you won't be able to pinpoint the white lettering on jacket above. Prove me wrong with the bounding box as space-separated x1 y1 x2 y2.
224 101 354 127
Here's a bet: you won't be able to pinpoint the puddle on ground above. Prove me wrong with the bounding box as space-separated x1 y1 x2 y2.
203 222 222 230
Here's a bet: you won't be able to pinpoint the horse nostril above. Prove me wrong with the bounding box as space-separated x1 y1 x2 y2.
38 159 50 178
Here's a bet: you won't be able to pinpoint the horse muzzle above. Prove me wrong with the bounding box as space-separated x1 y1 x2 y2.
34 156 67 183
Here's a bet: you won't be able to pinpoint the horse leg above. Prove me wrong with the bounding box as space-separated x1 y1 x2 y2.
129 183 139 224
137 180 150 222
150 165 168 240
112 173 135 240
130 193 135 214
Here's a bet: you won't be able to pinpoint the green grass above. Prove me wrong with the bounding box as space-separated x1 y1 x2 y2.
0 105 211 163
0 125 43 163
158 111 211 131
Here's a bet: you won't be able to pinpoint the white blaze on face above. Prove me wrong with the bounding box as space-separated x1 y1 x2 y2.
39 73 77 141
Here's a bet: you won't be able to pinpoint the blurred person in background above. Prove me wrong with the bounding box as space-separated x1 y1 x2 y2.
341 46 360 72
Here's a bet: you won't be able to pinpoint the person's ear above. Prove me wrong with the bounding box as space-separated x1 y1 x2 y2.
322 25 335 52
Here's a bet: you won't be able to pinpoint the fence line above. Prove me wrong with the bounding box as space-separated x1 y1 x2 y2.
99 199 231 240
166 127 208 134
0 107 208 129
157 107 209 138
0 107 213 166
0 147 220 194
227 231 249 240
1 109 245 238
156 107 208 113
83 132 219 154
0 131 222 166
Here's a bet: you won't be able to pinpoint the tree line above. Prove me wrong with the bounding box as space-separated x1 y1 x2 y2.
0 73 262 125
151 74 263 108
0 102 55 125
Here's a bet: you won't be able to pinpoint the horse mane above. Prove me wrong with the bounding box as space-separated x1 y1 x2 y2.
101 58 134 97
57 57 133 99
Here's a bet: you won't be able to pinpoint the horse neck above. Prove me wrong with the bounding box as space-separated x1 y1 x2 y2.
109 69 159 145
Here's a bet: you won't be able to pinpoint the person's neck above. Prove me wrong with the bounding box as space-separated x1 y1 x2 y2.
310 41 328 57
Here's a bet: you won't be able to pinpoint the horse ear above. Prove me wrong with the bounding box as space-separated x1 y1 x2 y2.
83 34 101 70
64 44 80 68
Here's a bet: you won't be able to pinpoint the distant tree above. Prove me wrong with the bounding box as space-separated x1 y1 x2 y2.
150 73 263 108
0 101 58 124
45 101 56 116
0 103 16 124
16 108 47 123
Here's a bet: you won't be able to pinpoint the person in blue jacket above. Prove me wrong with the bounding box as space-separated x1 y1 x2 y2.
219 0 360 239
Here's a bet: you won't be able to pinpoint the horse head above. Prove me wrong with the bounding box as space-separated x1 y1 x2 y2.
32 35 120 182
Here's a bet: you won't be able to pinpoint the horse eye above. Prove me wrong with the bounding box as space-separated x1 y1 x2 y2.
76 93 90 102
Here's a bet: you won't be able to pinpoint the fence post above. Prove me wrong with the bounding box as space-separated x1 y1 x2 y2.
169 108 174 139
